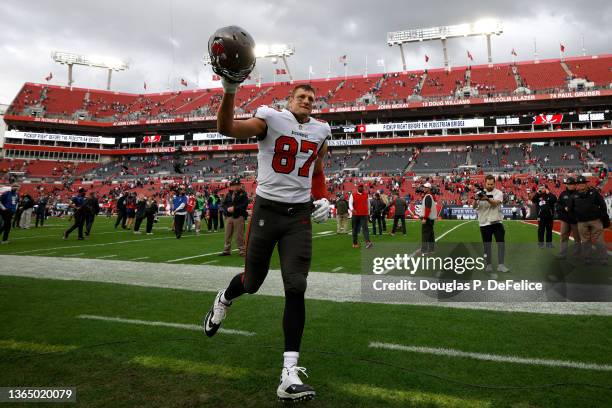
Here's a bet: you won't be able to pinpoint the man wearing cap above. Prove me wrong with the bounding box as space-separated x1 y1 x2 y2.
220 179 248 256
64 187 88 240
569 176 608 265
555 177 580 259
532 185 557 249
171 187 188 239
419 182 437 254
0 184 19 244
349 184 372 248
335 193 349 234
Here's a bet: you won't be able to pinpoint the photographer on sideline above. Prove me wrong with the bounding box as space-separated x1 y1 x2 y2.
472 175 509 276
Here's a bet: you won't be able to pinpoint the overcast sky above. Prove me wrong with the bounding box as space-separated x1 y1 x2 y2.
1 0 610 104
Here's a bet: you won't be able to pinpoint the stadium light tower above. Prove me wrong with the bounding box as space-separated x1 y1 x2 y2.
51 51 129 90
387 19 503 70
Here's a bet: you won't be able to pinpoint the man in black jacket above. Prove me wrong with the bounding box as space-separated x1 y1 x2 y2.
35 194 48 228
115 193 127 229
85 192 100 236
569 176 608 265
390 194 407 235
145 197 158 235
370 193 385 236
220 179 248 256
532 185 557 248
555 177 580 259
133 195 148 234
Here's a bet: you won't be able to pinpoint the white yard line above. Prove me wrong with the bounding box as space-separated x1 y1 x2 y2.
369 342 612 372
435 220 471 242
65 253 84 257
520 220 575 241
166 249 238 263
77 314 255 336
14 233 204 255
316 231 335 235
11 230 122 241
332 266 344 272
96 254 118 259
201 260 219 265
130 256 150 261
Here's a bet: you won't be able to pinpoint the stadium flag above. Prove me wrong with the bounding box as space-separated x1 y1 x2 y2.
275 68 287 75
376 58 385 67
308 65 314 80
560 43 566 52
212 74 221 81
339 55 348 66
424 54 430 63
143 81 147 90
45 72 53 81
511 48 518 56
467 50 474 61
180 78 188 87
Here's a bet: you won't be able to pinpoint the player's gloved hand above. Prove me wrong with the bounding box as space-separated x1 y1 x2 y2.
221 78 240 94
312 198 330 223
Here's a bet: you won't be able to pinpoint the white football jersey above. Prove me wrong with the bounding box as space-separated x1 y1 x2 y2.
254 105 330 203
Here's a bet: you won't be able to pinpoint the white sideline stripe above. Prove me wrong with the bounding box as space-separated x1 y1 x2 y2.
12 230 122 241
332 266 344 272
77 314 256 336
166 249 238 263
131 256 150 261
96 254 118 259
520 220 576 241
14 233 205 255
317 231 334 235
435 220 470 242
369 342 612 372
65 253 84 257
201 260 219 265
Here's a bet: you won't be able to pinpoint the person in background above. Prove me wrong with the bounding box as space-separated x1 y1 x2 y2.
207 190 221 232
419 182 436 254
389 193 407 236
349 184 372 249
532 185 557 249
35 193 48 228
145 197 158 235
114 193 127 229
0 183 19 244
125 193 137 230
133 194 148 234
64 187 88 240
379 190 389 232
555 177 580 259
370 192 385 236
85 191 100 236
172 187 188 239
335 193 349 234
19 192 34 229
220 179 248 256
569 176 609 265
194 191 206 235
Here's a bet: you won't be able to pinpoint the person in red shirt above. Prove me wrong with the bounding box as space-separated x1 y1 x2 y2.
185 193 196 232
349 184 372 249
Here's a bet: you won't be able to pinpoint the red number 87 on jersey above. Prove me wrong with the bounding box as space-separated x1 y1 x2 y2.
271 136 319 177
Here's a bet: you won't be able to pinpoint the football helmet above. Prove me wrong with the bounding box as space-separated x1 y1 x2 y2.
208 26 256 84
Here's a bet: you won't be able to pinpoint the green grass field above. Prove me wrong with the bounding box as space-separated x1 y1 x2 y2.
1 217 611 407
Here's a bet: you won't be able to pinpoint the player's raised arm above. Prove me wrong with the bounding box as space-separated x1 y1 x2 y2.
208 26 265 140
217 88 266 140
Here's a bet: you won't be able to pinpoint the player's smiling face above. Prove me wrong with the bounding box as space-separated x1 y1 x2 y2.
288 89 315 119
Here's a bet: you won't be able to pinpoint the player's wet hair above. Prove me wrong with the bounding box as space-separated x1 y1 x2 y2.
290 84 316 98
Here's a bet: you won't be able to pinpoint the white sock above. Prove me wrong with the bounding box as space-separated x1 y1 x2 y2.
283 351 299 369
220 293 231 305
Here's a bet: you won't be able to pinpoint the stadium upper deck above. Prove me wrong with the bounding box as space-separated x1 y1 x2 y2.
4 54 611 132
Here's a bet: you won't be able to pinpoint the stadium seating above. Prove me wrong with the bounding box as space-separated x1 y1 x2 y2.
470 64 517 94
410 150 468 173
420 68 466 97
516 60 567 91
375 72 421 103
566 57 612 86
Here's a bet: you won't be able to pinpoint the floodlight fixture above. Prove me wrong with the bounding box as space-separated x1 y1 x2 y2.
51 51 129 89
387 19 503 69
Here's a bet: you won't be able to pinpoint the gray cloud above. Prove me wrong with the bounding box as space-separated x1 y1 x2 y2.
1 0 610 103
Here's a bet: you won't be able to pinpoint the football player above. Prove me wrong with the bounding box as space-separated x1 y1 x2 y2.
203 26 330 402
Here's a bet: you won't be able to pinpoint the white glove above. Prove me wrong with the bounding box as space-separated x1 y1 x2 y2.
221 78 239 94
312 198 330 223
